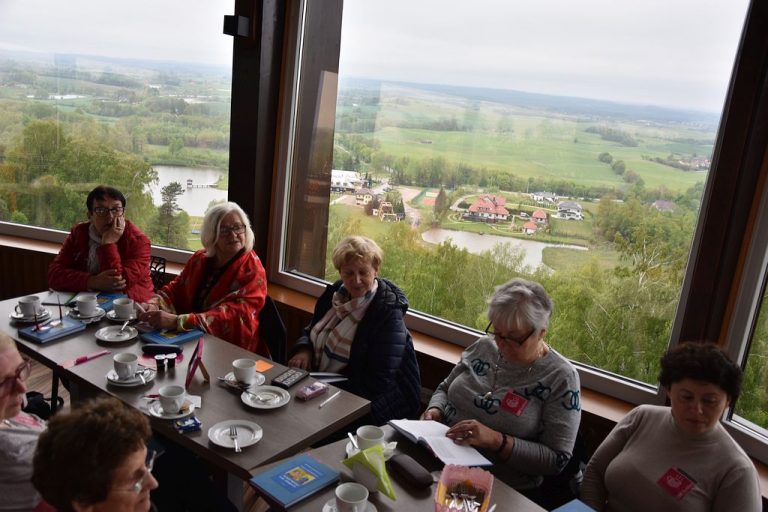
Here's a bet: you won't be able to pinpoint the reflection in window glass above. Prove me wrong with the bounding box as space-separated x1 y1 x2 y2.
0 1 232 251
735 287 768 430
313 0 750 384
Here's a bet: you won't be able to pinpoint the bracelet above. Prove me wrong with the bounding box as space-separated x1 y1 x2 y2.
176 314 190 332
496 433 508 454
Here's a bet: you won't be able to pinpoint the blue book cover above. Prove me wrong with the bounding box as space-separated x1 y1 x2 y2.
95 292 127 312
552 499 596 511
18 316 87 344
249 453 339 508
140 328 204 346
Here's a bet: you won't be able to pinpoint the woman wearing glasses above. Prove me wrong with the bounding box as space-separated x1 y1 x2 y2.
0 333 47 511
581 343 760 512
139 202 268 355
32 397 158 512
421 278 580 501
48 185 154 302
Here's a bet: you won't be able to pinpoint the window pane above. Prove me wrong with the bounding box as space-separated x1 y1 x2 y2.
734 287 768 431
0 1 232 251
284 1 749 387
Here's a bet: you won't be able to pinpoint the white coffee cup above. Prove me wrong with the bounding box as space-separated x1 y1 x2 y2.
113 353 139 380
77 295 98 316
158 384 186 414
335 482 369 512
232 358 256 384
356 425 385 450
15 296 42 317
113 298 135 319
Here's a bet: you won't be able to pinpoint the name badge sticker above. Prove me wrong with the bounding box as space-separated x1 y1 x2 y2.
501 390 529 416
657 467 696 500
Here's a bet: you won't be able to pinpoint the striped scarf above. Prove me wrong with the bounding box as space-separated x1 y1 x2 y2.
310 280 378 372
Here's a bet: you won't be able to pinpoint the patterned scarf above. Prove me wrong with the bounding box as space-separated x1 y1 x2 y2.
310 280 378 372
88 224 102 275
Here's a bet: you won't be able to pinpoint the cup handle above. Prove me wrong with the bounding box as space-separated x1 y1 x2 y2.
14 305 20 314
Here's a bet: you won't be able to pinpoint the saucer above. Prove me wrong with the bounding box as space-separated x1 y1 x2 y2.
106 368 156 387
69 307 106 321
221 371 266 390
240 386 290 409
106 310 136 322
345 440 396 460
10 308 52 323
95 325 138 343
208 420 263 449
147 399 195 420
322 498 376 512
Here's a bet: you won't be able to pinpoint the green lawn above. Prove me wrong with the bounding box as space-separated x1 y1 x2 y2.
542 245 620 272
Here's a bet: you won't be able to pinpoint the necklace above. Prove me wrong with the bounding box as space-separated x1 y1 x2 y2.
483 343 547 400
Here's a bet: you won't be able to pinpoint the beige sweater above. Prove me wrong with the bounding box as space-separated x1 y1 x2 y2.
581 404 761 512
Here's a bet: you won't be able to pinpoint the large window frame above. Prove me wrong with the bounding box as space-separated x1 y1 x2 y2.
1 0 767 461
266 0 768 460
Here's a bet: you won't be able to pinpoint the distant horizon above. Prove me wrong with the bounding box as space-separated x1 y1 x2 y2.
0 45 722 121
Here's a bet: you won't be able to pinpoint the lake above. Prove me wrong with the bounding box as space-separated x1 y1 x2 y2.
422 228 587 270
150 166 227 217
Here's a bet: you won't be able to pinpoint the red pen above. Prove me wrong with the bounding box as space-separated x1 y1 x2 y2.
75 350 111 365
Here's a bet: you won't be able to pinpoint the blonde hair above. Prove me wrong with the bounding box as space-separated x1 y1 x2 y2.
200 201 255 258
332 236 383 271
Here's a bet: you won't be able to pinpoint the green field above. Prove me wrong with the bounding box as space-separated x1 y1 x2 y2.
342 84 712 193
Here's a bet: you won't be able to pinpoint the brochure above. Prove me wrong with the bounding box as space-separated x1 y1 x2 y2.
140 328 204 346
249 453 339 508
388 419 492 466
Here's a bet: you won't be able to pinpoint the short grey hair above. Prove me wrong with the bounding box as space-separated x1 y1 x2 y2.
200 201 254 258
487 278 553 333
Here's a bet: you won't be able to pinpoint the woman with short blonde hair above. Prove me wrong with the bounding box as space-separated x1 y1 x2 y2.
288 236 421 424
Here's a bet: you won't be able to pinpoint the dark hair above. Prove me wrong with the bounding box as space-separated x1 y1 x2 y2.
32 397 151 512
659 342 742 403
86 185 126 211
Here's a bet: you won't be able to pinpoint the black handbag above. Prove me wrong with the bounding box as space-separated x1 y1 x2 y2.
22 391 63 420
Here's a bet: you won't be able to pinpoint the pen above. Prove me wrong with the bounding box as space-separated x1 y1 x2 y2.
75 350 111 365
318 390 341 409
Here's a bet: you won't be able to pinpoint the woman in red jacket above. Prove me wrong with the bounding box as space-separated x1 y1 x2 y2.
139 202 268 355
47 185 154 302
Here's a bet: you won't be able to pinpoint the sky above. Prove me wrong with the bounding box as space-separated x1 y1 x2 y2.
0 0 751 112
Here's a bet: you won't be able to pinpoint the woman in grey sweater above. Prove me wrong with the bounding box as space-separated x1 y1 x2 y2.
422 278 581 498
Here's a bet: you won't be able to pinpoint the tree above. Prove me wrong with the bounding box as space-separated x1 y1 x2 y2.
598 152 613 164
611 160 626 175
433 186 449 222
149 182 188 249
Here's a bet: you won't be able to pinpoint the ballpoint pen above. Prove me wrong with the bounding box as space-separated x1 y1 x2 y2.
318 390 341 409
74 350 111 365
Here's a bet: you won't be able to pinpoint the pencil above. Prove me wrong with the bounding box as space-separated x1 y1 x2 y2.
318 390 341 409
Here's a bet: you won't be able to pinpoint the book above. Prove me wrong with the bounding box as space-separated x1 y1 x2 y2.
551 499 596 511
18 316 87 344
140 328 204 346
249 453 339 509
388 419 492 466
93 292 127 312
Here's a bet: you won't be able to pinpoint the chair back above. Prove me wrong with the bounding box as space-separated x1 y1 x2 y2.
150 255 167 291
259 295 287 364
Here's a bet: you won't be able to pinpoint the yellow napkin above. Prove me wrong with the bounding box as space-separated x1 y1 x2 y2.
342 444 396 500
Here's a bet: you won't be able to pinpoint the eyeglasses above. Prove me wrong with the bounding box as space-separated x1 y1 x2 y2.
485 322 536 346
0 360 31 395
91 206 125 217
219 223 245 236
118 449 157 494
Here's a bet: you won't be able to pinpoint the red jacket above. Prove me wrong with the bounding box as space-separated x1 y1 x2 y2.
47 220 154 302
158 249 268 355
